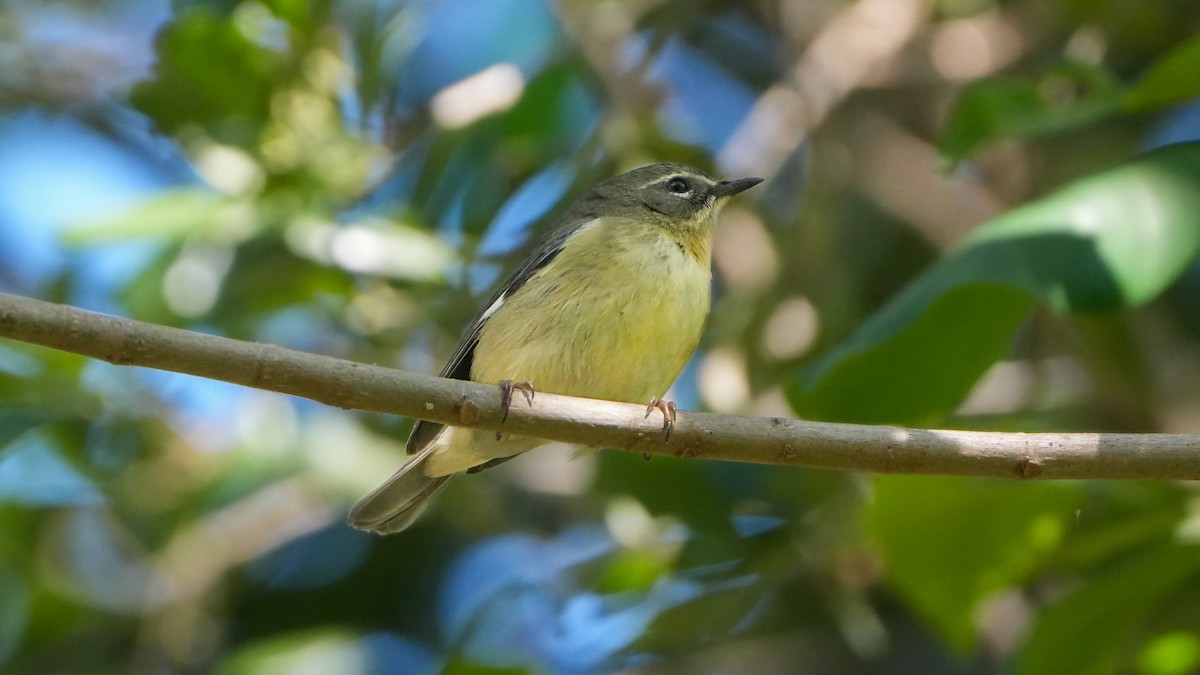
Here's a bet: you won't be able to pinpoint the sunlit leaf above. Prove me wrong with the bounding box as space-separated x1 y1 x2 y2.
1125 35 1200 112
790 142 1200 424
216 630 440 675
1139 632 1200 675
62 188 224 244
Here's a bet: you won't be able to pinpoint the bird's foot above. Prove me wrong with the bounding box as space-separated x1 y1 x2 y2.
499 379 536 423
645 397 678 442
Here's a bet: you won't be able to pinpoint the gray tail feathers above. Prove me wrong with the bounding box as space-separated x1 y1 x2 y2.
348 445 452 535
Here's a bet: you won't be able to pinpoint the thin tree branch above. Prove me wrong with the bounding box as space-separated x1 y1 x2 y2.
2 291 1199 480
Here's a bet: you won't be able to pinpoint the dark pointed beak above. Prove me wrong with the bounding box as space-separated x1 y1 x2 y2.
710 176 764 198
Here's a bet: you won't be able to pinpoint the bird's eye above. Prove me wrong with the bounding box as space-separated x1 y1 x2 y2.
666 177 691 194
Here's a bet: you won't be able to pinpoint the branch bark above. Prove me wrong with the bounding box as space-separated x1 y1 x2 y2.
2 291 1199 480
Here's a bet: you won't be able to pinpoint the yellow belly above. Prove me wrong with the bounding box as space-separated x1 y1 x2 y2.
425 218 712 475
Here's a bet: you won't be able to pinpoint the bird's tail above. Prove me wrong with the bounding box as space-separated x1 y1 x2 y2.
348 444 451 534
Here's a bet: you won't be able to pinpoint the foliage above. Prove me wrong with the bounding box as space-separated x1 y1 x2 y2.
792 142 1200 424
1 0 1200 673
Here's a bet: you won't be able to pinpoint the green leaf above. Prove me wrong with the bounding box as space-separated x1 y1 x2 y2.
131 6 281 144
1017 545 1200 675
633 580 764 654
216 630 440 675
792 282 1034 424
962 143 1200 307
1139 632 1200 675
0 436 105 508
1125 35 1200 112
868 477 1081 652
61 188 224 244
0 414 49 459
440 658 527 675
940 63 1123 163
262 0 329 35
0 565 29 666
790 142 1200 424
942 37 1200 161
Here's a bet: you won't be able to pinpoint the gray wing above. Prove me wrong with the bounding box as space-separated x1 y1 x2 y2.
404 224 580 455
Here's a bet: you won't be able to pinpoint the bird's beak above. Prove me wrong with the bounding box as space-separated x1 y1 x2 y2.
710 176 764 198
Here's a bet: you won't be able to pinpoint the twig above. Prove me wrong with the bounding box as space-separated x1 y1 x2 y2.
2 292 1199 480
719 0 931 177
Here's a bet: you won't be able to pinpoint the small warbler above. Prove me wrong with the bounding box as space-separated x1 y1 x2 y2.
349 163 762 534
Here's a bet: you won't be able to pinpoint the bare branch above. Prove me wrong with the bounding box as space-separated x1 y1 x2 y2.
720 0 932 178
2 291 1199 480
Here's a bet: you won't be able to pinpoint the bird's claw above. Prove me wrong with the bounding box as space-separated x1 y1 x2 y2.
645 397 678 442
499 380 536 422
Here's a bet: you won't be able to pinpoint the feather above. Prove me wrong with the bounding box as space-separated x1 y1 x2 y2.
403 221 584 456
346 441 450 534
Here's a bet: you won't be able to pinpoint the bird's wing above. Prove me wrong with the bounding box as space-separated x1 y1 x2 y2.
404 222 584 455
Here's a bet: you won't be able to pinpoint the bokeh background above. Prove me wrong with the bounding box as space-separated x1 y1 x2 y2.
3 0 1200 673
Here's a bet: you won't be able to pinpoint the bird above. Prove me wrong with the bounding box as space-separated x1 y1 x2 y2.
348 162 763 534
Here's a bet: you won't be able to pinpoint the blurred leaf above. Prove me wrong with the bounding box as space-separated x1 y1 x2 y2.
0 565 30 666
42 510 170 613
62 188 224 244
940 63 1123 163
594 452 739 534
436 525 763 672
942 36 1200 161
501 65 601 164
1016 544 1200 675
1048 483 1188 571
217 629 440 675
437 529 617 646
791 142 1200 424
440 658 527 675
792 282 1033 424
115 242 188 325
213 239 355 335
263 0 330 36
634 577 763 654
1138 632 1200 675
962 143 1200 306
1054 510 1181 572
599 551 672 594
245 523 371 591
0 414 50 459
1125 35 1200 112
131 6 281 144
868 476 1082 652
0 432 105 508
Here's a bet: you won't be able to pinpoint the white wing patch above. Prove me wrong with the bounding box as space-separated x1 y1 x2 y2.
480 292 507 322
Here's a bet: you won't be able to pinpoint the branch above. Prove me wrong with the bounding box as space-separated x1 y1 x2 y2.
2 291 1199 480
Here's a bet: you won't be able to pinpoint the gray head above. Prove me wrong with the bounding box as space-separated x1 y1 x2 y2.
565 163 763 230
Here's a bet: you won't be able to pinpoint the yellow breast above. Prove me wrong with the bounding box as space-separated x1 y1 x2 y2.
423 216 714 476
472 217 712 403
